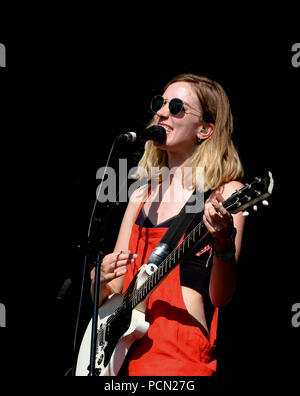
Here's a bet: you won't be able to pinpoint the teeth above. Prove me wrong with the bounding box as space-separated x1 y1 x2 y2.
161 125 172 133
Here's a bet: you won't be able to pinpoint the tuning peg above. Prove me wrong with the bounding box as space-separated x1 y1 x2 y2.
262 200 269 206
242 211 249 217
253 205 258 212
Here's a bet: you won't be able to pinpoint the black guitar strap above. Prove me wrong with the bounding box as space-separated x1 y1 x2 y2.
147 188 206 266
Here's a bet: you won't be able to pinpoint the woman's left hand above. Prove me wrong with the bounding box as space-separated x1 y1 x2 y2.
203 191 234 239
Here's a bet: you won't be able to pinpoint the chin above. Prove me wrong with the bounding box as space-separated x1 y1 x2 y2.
153 140 167 149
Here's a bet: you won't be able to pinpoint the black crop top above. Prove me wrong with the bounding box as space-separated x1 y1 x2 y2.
135 191 214 295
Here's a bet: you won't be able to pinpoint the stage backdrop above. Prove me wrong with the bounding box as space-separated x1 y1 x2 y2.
0 19 299 376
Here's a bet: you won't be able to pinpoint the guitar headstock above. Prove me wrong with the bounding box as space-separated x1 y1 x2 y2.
223 171 274 215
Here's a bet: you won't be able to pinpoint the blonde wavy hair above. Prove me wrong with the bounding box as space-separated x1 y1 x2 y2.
133 73 244 192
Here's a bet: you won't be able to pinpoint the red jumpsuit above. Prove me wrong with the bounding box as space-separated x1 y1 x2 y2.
120 196 219 376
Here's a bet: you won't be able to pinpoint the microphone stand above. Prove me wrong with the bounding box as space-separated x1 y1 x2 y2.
88 250 103 376
71 136 138 376
68 136 120 377
87 203 119 377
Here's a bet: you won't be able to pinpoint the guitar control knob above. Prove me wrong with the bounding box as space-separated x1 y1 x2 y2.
262 200 269 206
97 354 104 365
146 263 158 275
95 368 101 376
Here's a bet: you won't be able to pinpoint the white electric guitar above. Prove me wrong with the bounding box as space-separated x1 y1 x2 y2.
76 172 274 376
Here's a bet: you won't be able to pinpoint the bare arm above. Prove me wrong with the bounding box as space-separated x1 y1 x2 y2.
204 181 246 307
90 187 146 306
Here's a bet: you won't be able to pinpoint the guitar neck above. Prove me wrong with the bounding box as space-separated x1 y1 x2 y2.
126 171 274 310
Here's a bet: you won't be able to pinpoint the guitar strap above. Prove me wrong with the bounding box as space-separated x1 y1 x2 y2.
147 188 206 266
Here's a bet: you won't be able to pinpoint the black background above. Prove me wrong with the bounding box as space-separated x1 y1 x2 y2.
0 9 299 377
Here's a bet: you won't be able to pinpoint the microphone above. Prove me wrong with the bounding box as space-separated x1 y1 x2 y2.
117 125 166 143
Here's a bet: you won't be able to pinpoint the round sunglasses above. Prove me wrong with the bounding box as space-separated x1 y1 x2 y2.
150 95 202 117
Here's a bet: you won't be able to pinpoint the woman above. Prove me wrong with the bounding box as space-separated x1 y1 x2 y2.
91 73 245 375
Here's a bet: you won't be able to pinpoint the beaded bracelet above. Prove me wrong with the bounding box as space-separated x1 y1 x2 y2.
214 250 236 260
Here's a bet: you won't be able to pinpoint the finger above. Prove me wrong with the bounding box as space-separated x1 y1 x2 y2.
206 203 223 223
212 197 233 217
208 204 220 218
115 258 136 267
112 250 131 260
115 249 131 254
114 267 128 278
204 206 215 227
203 214 216 234
102 267 127 283
211 200 228 216
204 207 224 231
114 252 137 261
215 191 225 203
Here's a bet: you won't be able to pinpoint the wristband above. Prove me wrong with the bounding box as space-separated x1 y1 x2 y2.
214 227 237 251
215 227 237 244
214 250 236 260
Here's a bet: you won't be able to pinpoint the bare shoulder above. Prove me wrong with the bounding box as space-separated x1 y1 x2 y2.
221 180 245 200
124 183 149 220
207 181 244 202
129 183 149 205
113 184 149 252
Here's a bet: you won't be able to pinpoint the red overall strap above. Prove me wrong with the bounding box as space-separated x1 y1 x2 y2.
132 184 152 224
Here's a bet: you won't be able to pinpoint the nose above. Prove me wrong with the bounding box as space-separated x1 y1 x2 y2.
156 101 169 118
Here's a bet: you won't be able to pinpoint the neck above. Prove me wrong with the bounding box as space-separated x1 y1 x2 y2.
167 151 192 170
165 151 195 191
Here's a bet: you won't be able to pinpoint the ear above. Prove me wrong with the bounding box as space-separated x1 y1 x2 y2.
197 122 214 141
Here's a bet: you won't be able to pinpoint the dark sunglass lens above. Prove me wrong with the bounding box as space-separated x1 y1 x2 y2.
169 98 184 115
151 96 164 112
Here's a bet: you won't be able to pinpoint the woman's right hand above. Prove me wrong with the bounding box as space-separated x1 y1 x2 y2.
90 250 137 285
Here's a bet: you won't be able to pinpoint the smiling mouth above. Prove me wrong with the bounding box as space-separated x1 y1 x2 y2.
158 123 173 135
